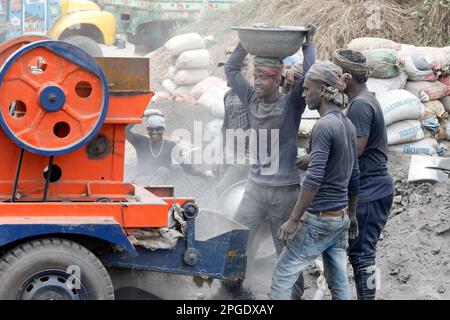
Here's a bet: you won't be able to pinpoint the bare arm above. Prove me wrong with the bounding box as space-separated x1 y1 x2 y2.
348 130 361 239
290 188 317 223
357 137 368 156
125 124 142 149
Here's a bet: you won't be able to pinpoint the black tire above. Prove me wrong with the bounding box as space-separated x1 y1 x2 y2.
0 238 114 300
64 35 103 57
133 20 181 55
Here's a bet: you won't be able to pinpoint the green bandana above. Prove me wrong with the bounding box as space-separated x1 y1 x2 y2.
254 56 282 68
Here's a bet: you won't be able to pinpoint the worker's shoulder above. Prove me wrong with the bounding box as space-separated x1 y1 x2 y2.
316 112 354 134
348 92 380 114
164 139 177 149
125 129 148 142
312 115 335 136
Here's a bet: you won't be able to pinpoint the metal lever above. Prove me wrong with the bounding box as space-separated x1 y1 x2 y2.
425 166 450 178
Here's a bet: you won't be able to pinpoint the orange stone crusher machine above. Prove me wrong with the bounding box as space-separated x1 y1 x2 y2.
0 37 248 300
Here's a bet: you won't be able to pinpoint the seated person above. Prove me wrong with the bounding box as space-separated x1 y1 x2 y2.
125 109 212 185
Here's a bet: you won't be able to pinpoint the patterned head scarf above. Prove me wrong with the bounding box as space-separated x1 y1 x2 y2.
254 56 284 83
282 61 303 86
333 49 371 76
305 60 350 107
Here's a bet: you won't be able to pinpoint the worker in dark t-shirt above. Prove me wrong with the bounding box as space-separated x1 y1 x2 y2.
334 49 395 300
125 109 213 185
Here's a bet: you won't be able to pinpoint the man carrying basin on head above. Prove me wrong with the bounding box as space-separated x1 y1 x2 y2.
224 24 316 299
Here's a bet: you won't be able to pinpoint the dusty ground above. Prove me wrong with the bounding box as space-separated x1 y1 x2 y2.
376 155 450 300
102 44 450 301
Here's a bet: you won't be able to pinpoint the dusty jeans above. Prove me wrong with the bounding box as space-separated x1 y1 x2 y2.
234 180 304 299
216 164 250 197
270 212 351 300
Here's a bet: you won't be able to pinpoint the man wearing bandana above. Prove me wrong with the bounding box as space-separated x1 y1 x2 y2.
270 61 360 300
224 24 316 299
334 49 394 300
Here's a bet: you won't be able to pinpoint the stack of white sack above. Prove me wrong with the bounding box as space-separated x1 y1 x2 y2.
397 44 450 146
347 38 450 154
376 89 435 155
162 33 211 97
191 76 229 119
347 37 400 51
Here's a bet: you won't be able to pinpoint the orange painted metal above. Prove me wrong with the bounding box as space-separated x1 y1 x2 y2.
0 46 105 152
0 36 48 66
0 202 169 228
0 39 182 229
104 93 154 124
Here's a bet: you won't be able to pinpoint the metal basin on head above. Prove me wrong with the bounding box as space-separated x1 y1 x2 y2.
232 26 309 58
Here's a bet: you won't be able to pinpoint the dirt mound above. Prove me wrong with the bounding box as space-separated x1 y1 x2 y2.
173 0 448 58
376 153 450 300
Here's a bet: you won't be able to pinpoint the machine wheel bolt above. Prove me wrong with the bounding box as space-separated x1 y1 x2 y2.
184 248 200 266
182 202 199 220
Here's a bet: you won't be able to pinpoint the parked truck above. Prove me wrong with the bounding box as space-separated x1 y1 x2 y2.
0 0 116 56
102 0 239 54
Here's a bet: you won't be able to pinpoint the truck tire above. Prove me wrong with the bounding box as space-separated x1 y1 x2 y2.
64 35 103 57
134 20 184 55
0 238 114 300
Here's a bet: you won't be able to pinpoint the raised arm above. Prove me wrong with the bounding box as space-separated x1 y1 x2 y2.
288 38 317 117
347 128 361 239
302 42 317 77
224 43 255 108
125 124 142 149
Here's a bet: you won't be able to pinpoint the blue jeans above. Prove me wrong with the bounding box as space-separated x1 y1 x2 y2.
270 212 351 300
348 193 393 300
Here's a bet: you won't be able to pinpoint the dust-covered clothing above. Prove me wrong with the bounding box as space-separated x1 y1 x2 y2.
125 125 204 181
348 193 393 300
222 89 251 133
221 89 251 164
271 108 358 301
270 212 351 300
346 89 395 300
233 180 304 299
302 110 360 213
224 42 316 186
346 90 394 202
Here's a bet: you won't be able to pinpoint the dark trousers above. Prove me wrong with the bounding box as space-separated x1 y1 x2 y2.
234 180 304 299
348 193 394 300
